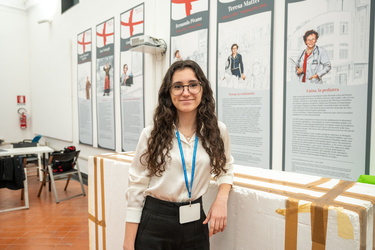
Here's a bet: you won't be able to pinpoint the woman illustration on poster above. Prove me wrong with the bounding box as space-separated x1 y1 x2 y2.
295 30 331 84
173 50 183 63
121 64 129 86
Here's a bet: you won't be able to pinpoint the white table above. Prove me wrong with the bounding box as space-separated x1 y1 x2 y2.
0 146 55 179
0 146 54 157
0 146 54 213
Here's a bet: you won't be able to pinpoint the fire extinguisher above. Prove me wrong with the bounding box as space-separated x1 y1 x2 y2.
18 108 27 129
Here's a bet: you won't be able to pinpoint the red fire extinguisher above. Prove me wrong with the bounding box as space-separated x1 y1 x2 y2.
18 108 27 129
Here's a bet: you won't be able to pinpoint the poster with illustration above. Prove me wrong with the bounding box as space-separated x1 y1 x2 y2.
217 0 274 169
96 18 115 150
170 0 209 75
77 29 93 146
120 3 145 151
283 0 374 180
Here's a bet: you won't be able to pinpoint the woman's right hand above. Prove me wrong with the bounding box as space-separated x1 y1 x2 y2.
123 222 139 250
123 243 134 250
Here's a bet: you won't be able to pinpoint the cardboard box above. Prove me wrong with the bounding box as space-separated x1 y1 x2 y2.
88 152 134 250
203 165 375 250
88 153 375 250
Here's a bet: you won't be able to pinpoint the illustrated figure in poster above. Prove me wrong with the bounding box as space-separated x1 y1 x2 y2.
225 44 246 80
123 60 233 250
295 30 331 84
121 64 133 86
85 76 91 100
103 63 111 96
121 64 129 85
173 50 183 63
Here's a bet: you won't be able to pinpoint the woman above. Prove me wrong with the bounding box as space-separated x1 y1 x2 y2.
123 60 234 250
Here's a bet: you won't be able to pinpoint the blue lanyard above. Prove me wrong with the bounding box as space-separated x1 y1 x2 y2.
176 131 198 200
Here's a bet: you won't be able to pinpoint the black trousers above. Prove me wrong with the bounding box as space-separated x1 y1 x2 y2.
135 196 209 250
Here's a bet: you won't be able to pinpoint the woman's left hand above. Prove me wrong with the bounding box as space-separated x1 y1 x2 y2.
203 198 227 237
202 183 231 237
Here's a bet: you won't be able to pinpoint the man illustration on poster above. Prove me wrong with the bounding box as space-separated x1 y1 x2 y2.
295 30 331 84
103 63 111 96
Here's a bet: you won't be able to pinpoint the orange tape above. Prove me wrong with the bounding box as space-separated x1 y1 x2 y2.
93 157 98 250
100 158 106 250
310 202 328 250
304 178 331 188
94 153 133 163
234 173 375 204
88 213 106 226
311 180 355 250
92 156 107 250
284 198 299 250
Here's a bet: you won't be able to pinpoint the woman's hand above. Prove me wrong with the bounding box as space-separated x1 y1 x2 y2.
203 197 228 236
202 183 231 237
123 222 138 250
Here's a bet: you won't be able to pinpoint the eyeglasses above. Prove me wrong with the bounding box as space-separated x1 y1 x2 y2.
170 82 202 96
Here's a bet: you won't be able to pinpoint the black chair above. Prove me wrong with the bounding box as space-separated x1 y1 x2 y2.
37 150 86 203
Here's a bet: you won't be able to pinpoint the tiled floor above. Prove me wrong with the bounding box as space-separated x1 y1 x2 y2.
0 171 89 250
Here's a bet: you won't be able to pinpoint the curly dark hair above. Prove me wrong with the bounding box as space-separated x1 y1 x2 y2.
141 60 227 178
303 30 319 42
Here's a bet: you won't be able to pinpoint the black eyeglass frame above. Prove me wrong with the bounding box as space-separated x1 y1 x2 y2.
169 82 202 96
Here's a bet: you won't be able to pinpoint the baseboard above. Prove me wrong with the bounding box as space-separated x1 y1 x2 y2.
72 172 88 185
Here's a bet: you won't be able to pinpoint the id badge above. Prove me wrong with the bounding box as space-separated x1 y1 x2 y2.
179 203 200 224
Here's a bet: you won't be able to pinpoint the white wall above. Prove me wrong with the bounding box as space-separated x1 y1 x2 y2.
25 0 171 174
0 0 374 176
0 4 32 142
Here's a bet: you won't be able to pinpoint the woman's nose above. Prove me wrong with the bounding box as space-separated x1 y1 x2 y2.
181 86 190 95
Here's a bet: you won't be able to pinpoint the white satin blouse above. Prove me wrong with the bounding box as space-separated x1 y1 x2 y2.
125 121 234 223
